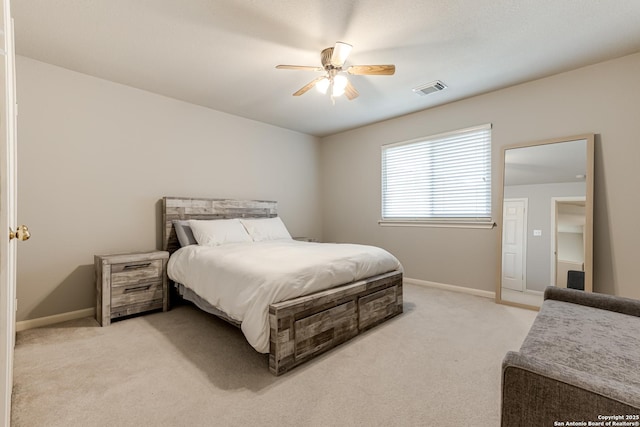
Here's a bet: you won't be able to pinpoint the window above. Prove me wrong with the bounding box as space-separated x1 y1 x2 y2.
381 124 492 228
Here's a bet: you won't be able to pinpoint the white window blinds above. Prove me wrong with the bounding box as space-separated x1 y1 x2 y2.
381 124 492 226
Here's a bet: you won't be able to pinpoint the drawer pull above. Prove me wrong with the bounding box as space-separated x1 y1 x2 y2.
123 263 152 270
124 284 152 294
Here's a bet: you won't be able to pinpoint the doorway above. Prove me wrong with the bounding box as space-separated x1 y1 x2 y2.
550 197 586 288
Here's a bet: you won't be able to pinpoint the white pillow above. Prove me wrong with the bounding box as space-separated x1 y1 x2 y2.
188 219 252 247
240 217 292 242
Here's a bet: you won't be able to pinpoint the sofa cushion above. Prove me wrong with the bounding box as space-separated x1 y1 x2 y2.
520 299 640 392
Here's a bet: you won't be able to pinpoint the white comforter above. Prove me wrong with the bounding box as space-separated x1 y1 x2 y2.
167 239 402 353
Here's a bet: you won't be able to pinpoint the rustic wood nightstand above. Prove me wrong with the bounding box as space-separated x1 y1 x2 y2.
94 251 169 326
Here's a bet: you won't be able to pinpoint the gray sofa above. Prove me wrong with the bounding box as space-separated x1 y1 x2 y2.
501 287 640 426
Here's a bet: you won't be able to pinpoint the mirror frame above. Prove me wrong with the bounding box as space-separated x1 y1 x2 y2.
496 134 594 310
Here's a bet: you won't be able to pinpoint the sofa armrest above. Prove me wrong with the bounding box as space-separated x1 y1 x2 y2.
502 351 640 426
544 286 640 317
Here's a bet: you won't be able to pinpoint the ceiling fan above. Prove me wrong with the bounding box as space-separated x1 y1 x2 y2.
276 42 395 101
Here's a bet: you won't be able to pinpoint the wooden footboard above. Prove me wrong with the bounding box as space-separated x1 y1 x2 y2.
268 270 403 376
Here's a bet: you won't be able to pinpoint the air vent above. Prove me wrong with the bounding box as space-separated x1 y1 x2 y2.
413 80 447 96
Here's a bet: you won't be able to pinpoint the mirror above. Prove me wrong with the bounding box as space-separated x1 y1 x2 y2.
497 134 594 309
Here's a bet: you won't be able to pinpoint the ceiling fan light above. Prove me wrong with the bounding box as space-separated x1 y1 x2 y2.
331 42 353 67
332 75 348 96
316 77 329 94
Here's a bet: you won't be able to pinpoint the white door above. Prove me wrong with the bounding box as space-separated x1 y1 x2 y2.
501 199 527 291
0 0 18 425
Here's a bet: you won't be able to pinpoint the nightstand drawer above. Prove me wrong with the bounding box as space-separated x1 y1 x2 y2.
111 259 162 285
111 299 163 319
111 280 163 308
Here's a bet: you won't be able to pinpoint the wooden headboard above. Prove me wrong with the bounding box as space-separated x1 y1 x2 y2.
162 197 278 254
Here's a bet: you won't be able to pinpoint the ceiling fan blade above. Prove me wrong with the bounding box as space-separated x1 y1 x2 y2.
344 80 359 100
347 65 396 75
276 65 324 72
293 76 326 96
330 42 353 67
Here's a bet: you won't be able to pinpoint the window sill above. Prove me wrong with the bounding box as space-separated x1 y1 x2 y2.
378 219 495 229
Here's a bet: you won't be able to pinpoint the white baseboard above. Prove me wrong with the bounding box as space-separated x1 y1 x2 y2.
404 277 495 299
16 307 96 332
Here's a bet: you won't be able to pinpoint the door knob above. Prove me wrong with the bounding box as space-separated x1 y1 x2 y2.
9 225 30 241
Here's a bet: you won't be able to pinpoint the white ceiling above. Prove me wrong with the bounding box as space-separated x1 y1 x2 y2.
12 0 640 137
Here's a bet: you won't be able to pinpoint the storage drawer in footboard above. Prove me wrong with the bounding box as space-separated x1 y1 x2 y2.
358 285 400 331
294 301 358 359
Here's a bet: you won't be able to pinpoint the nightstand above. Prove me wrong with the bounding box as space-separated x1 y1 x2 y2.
95 251 169 326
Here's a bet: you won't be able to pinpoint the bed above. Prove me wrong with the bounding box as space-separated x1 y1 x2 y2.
162 197 404 375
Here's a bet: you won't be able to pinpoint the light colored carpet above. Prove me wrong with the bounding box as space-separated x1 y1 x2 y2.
11 284 537 427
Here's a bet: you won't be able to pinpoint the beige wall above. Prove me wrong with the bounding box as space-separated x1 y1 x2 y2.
320 52 640 299
16 56 322 321
16 51 640 322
